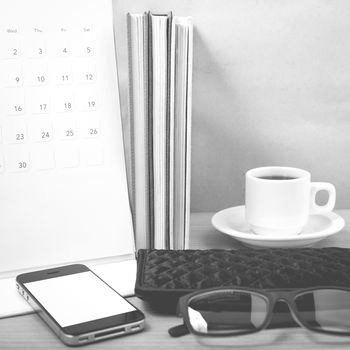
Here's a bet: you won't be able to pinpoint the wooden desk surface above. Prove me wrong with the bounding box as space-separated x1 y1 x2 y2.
1 210 350 349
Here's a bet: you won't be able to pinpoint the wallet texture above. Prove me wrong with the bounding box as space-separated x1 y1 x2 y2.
135 248 350 308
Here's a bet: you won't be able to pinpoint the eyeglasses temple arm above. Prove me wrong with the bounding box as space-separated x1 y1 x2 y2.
168 323 190 337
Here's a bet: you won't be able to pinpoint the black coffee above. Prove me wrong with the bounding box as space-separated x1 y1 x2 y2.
258 175 297 180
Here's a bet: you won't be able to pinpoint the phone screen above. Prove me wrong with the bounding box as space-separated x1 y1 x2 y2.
24 271 136 327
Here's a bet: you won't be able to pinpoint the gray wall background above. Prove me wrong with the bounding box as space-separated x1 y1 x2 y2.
114 0 350 212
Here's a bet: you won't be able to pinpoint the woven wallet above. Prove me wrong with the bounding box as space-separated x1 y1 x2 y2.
135 248 350 309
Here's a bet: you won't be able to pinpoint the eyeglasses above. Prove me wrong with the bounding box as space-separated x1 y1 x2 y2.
168 286 350 337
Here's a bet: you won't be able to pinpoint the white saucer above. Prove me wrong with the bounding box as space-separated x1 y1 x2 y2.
211 206 345 248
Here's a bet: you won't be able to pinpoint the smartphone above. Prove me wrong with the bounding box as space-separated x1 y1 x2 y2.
16 264 145 346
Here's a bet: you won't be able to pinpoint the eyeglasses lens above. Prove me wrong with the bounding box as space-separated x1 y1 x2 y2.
295 289 350 334
187 290 268 335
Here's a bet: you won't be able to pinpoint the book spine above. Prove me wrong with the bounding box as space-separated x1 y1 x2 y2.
184 18 193 249
143 13 152 249
171 17 193 250
147 12 154 249
126 13 137 241
149 12 172 249
167 12 174 250
172 21 183 249
127 13 151 250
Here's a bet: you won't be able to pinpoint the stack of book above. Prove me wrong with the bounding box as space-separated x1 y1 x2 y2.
127 12 193 250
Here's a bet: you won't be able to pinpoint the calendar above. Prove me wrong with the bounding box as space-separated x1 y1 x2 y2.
0 0 135 274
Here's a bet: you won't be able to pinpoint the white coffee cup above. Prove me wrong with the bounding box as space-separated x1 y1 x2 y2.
245 166 336 235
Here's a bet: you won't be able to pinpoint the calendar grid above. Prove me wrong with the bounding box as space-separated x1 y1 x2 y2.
0 25 103 173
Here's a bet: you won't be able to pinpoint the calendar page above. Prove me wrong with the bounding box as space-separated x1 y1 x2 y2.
0 0 135 274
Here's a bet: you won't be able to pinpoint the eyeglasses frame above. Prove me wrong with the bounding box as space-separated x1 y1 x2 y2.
175 286 350 337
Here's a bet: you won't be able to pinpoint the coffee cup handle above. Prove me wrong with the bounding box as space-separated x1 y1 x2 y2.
310 182 336 215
